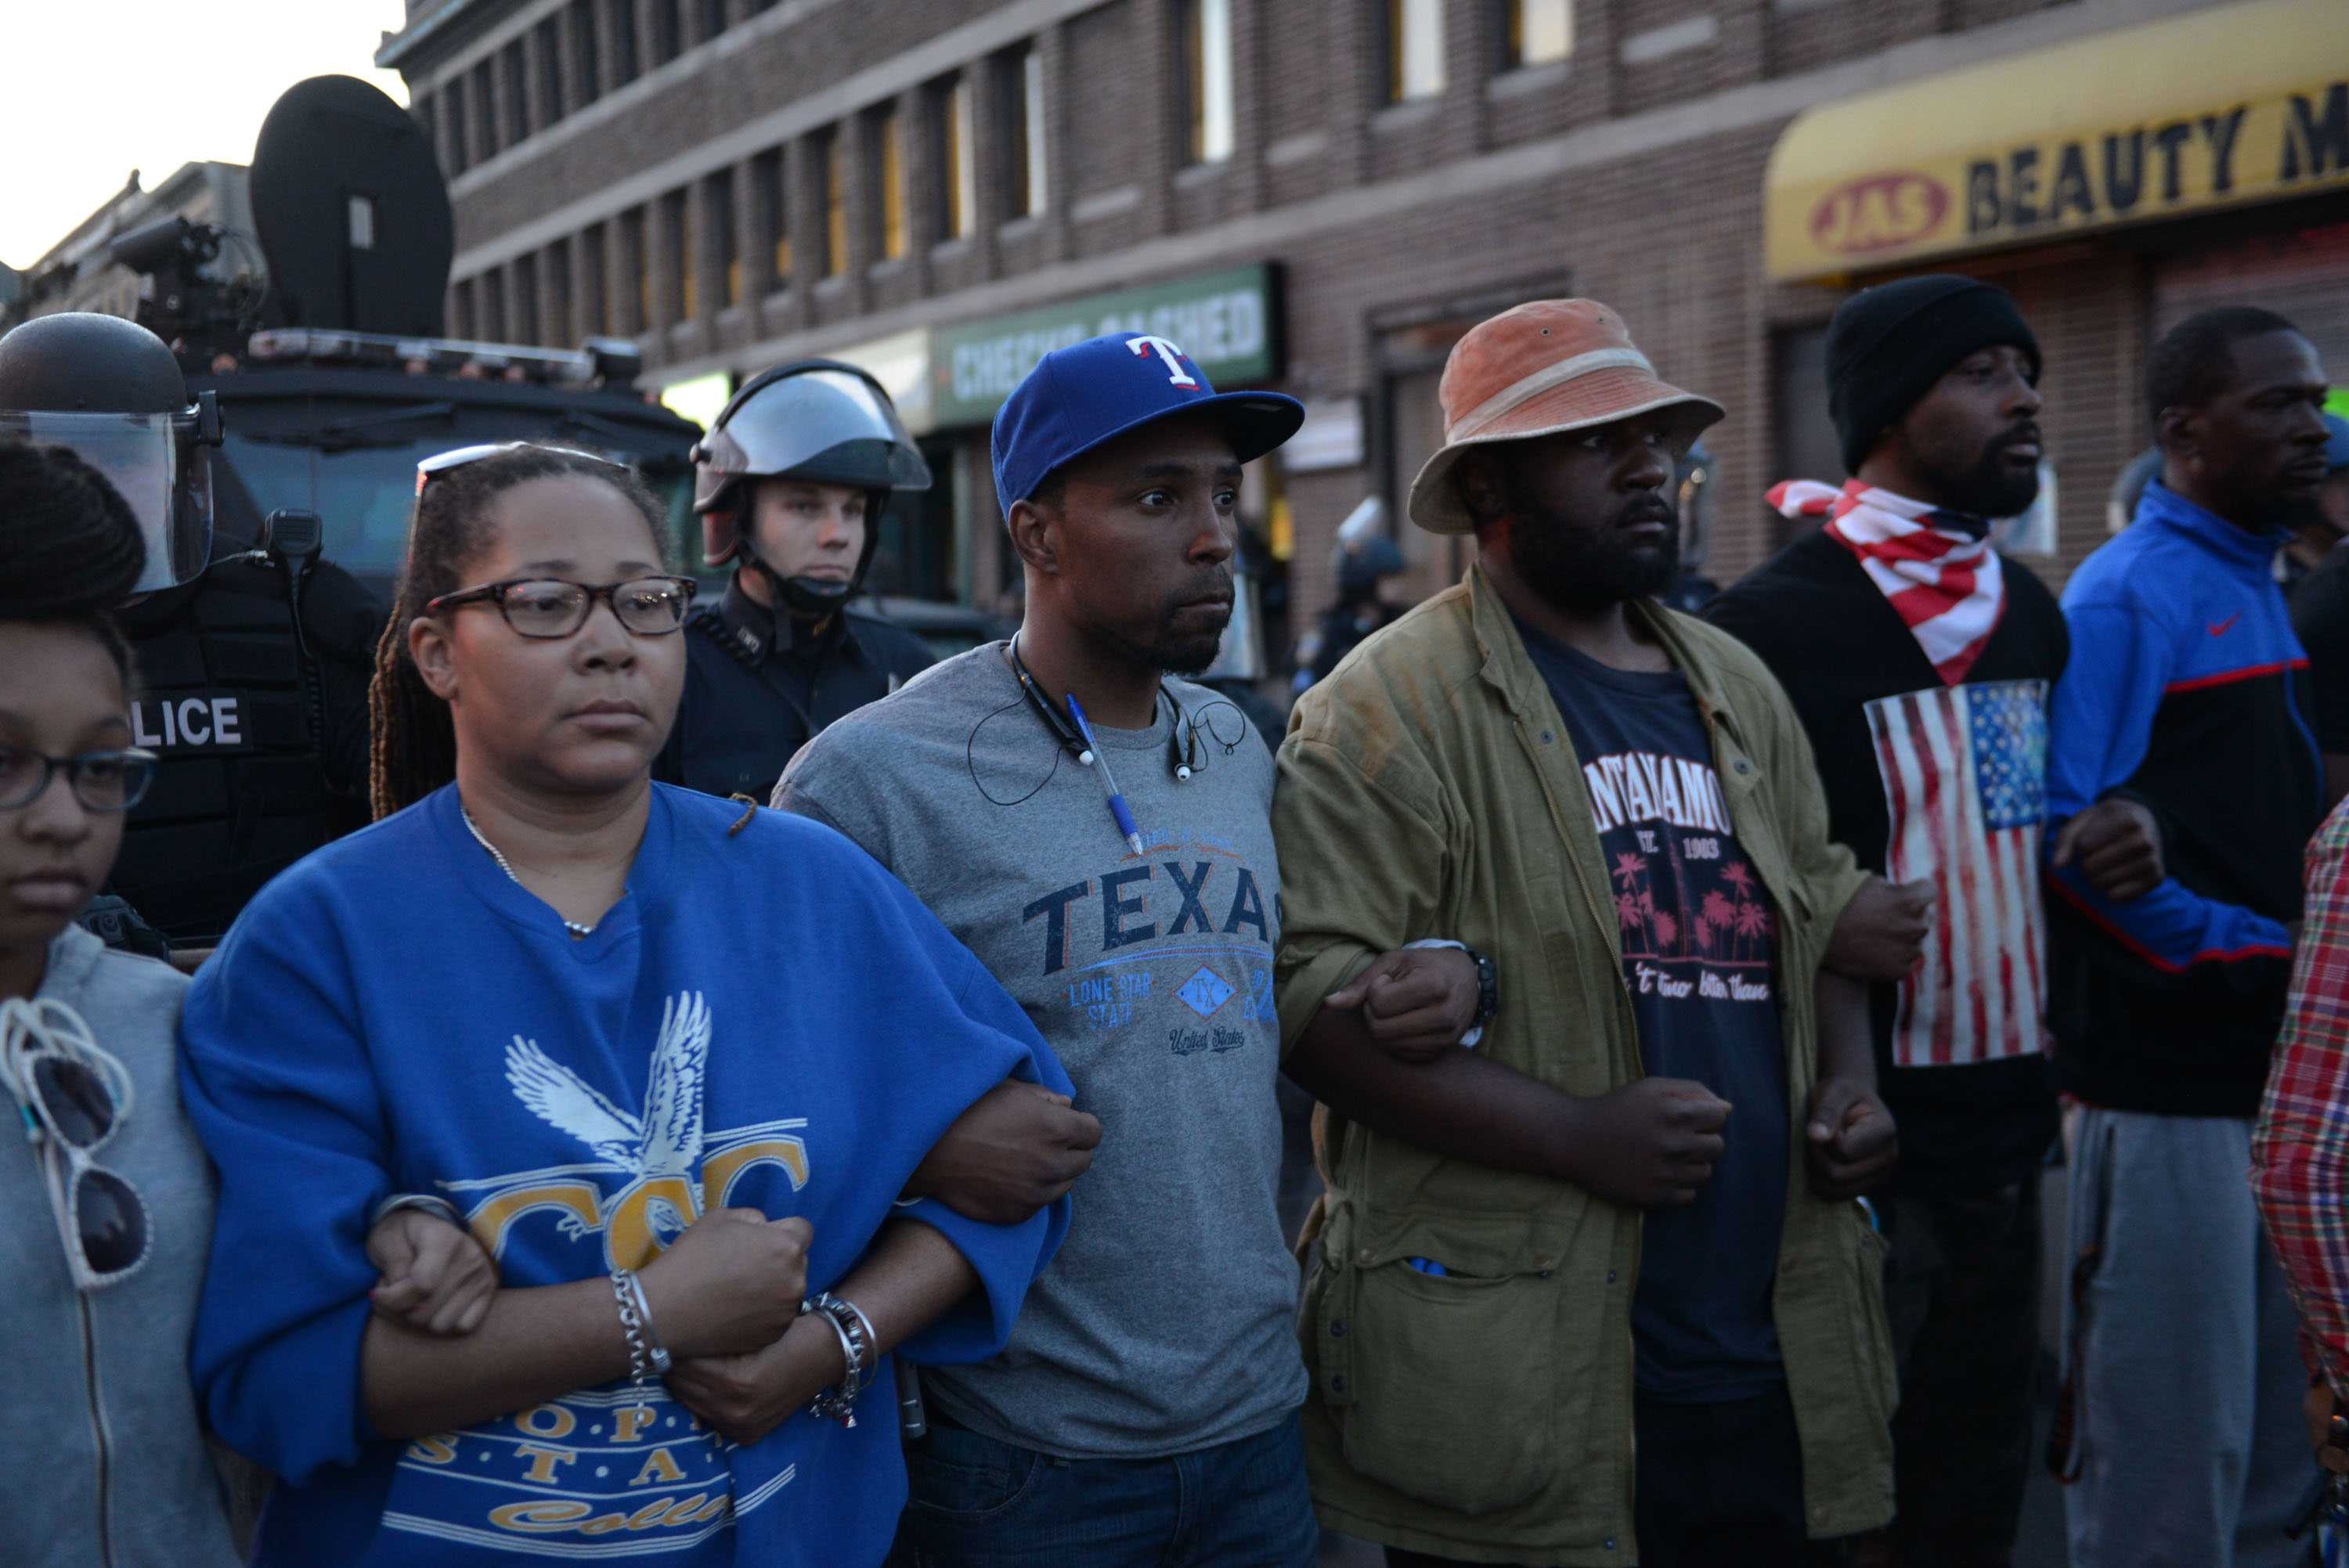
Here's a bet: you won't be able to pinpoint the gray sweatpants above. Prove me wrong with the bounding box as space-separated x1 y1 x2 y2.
2059 1108 2309 1568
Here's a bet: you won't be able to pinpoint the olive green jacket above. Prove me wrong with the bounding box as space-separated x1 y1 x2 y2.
1272 566 1895 1565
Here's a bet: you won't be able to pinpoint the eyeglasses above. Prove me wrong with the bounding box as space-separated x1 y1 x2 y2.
413 441 630 495
424 576 698 638
2 997 150 1291
0 747 158 813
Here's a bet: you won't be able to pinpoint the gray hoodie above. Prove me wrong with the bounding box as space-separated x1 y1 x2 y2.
5 923 240 1567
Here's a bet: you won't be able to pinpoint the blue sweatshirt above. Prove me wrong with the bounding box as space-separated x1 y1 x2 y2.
2044 478 2324 1115
179 784 1070 1567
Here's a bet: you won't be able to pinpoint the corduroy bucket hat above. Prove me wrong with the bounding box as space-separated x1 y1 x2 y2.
1407 299 1725 534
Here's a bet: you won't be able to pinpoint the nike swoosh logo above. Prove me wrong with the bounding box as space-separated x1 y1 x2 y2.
2209 615 2241 636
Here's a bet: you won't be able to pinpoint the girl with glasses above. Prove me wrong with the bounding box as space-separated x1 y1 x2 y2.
0 441 490 1568
179 444 1070 1567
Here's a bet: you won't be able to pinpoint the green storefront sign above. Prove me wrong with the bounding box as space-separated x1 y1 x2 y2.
931 263 1281 427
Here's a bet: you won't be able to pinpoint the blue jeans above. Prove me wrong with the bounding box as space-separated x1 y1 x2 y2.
899 1409 1319 1568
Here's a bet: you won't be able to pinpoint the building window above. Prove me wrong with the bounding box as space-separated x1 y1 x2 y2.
665 189 695 320
698 0 725 44
445 78 470 171
453 276 478 340
1181 0 1235 164
474 60 500 157
514 263 540 345
573 0 602 103
756 150 790 283
1500 0 1571 68
651 0 681 64
875 110 907 262
821 132 848 276
482 270 507 342
581 225 608 334
1387 0 1445 103
713 171 741 308
937 77 977 241
1004 44 1047 220
623 207 649 330
547 239 573 344
538 20 566 125
502 42 529 143
610 0 640 85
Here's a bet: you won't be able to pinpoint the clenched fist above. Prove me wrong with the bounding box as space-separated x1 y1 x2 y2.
1826 876 1935 982
1565 1077 1732 1209
638 1209 812 1360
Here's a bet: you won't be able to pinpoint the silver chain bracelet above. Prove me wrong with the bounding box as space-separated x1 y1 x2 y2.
801 1291 875 1426
611 1268 672 1389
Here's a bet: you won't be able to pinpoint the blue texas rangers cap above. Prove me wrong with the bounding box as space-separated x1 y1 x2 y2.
991 330 1305 514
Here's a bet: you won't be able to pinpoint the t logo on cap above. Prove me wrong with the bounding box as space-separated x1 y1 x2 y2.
1128 335 1200 388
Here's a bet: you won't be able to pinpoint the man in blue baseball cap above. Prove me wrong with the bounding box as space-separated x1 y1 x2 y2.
775 332 1489 1566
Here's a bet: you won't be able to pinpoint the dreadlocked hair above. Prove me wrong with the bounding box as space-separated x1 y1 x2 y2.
369 445 668 820
0 439 148 689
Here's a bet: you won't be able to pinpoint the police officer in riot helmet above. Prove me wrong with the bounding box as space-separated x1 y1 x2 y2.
0 312 379 951
1658 438 1723 612
654 359 937 802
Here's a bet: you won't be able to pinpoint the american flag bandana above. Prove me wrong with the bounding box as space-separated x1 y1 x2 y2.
1768 478 2006 685
1865 679 2051 1068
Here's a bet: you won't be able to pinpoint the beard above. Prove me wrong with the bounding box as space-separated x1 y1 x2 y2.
1091 571 1234 676
1508 492 1683 615
1923 424 2042 522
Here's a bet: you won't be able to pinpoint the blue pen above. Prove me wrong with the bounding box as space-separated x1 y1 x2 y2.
1063 693 1146 856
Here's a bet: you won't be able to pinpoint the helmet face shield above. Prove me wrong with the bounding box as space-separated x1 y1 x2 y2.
694 369 932 499
2 409 215 593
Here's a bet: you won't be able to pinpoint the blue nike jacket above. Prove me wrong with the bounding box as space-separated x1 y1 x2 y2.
2044 478 2323 1116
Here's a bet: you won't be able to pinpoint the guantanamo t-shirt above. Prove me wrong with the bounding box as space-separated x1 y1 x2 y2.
1514 616 1789 1403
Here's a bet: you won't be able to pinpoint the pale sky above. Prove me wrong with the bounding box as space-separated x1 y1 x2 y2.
0 1 411 270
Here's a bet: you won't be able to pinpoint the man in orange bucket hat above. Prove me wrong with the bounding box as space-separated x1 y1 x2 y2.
1273 300 1899 1566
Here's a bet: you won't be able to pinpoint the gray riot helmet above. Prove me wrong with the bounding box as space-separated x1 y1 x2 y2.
1676 440 1714 570
0 312 223 595
691 359 930 617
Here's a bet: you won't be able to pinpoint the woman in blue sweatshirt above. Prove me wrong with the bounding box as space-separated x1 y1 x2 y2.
179 445 1072 1567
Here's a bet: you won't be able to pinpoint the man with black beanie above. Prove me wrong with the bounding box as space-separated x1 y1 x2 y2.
1707 274 2163 1568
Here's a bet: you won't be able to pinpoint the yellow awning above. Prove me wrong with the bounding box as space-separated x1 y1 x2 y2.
1764 0 2349 282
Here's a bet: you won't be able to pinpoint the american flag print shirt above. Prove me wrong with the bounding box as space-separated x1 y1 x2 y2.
2253 798 2349 1390
1865 678 2051 1069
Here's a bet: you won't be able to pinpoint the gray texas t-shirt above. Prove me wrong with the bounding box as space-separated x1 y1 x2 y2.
774 641 1305 1459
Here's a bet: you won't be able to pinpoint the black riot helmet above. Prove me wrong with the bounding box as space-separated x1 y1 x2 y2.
0 312 224 594
691 358 931 618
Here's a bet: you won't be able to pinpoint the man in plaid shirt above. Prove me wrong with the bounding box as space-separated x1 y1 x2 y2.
2254 798 2349 1408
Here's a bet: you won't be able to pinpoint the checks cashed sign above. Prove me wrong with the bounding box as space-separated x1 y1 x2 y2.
932 264 1280 427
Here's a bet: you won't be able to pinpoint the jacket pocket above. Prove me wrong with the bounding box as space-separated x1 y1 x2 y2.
1846 1205 1898 1428
1326 1253 1564 1516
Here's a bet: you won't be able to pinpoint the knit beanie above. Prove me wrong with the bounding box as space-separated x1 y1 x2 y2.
1825 275 2042 474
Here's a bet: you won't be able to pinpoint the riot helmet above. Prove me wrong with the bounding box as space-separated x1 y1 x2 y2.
691 359 930 617
0 312 222 594
1675 440 1714 571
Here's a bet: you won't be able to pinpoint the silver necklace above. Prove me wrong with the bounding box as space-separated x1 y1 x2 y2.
461 809 596 939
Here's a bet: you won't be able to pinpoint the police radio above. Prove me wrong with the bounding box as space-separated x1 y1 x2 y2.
262 508 327 756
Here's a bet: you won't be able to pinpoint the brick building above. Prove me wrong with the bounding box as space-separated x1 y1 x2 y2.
380 0 2349 653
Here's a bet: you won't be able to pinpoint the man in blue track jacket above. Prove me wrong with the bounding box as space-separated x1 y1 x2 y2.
2045 305 2335 1568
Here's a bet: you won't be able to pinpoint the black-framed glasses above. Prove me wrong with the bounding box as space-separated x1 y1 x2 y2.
425 576 698 638
0 746 158 813
2 997 151 1290
413 441 630 495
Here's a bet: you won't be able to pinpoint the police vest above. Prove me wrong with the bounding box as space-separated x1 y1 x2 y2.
112 558 366 945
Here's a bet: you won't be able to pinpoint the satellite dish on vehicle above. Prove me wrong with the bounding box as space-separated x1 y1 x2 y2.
249 75 453 337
